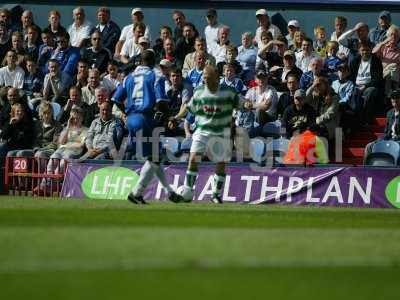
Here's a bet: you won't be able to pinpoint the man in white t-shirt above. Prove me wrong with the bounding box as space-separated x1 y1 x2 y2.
0 50 25 89
120 23 146 65
209 25 231 64
115 8 151 58
295 38 319 73
67 7 93 48
254 9 281 46
245 71 278 125
204 8 222 55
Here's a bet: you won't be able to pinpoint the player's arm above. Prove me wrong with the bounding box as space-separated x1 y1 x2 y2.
111 82 127 117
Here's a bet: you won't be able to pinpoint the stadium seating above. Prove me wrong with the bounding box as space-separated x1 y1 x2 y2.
249 138 266 164
266 138 290 166
365 140 400 166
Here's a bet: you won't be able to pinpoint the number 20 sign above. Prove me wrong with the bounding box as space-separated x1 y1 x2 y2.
13 158 29 173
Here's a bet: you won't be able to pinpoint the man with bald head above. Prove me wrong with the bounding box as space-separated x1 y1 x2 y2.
67 7 93 48
16 10 41 44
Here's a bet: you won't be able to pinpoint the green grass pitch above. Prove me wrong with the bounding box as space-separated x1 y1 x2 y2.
0 196 400 299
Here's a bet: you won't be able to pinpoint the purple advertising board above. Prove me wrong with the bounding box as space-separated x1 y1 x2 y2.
61 162 400 208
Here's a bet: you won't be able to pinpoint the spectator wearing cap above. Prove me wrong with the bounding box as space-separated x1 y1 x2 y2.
210 25 231 64
269 50 303 92
363 89 400 163
158 59 173 93
331 63 356 134
370 11 392 45
295 37 319 73
300 57 326 91
372 25 400 96
245 71 279 126
44 31 80 77
237 32 258 83
115 8 151 58
349 42 383 124
182 37 215 77
337 22 372 59
172 10 186 41
316 87 340 140
91 7 121 55
120 23 146 65
286 20 300 48
67 7 93 48
204 8 222 56
254 9 281 46
282 88 317 138
175 22 198 63
80 30 111 74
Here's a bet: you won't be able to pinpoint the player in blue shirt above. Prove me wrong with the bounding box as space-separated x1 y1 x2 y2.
112 50 183 204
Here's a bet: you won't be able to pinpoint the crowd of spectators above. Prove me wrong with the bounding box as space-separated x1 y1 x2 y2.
0 6 399 176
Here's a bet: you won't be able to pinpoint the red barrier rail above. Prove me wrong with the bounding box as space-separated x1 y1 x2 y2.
4 156 66 197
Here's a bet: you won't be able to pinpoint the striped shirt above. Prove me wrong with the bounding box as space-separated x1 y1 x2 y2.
188 85 239 136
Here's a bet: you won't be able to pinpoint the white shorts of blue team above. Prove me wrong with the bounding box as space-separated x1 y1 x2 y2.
191 132 232 163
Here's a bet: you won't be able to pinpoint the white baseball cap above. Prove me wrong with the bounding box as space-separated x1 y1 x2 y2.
255 9 268 16
288 20 300 28
160 59 173 68
131 8 143 15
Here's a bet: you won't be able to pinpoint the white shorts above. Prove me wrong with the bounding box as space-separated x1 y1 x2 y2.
191 132 232 163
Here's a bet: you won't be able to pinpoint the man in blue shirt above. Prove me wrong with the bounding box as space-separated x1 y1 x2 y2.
112 50 182 204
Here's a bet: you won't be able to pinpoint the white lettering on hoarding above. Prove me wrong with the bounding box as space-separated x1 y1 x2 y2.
286 177 304 202
103 175 121 195
396 183 400 203
240 176 260 202
120 177 133 196
348 177 372 204
306 177 320 203
321 177 344 203
223 176 236 202
198 176 214 200
260 176 284 202
91 176 103 195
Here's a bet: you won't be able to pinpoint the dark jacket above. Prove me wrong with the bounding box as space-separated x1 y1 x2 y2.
91 21 121 55
33 120 63 150
0 118 35 150
282 103 317 138
383 108 400 140
80 47 111 74
349 54 384 91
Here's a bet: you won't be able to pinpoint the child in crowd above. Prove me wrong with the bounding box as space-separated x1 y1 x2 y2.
220 63 247 95
23 57 43 106
217 45 242 76
102 60 121 93
324 41 344 82
313 26 327 58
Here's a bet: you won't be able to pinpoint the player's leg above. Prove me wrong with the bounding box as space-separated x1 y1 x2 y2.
183 133 206 191
127 114 152 204
211 162 226 204
152 161 183 203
